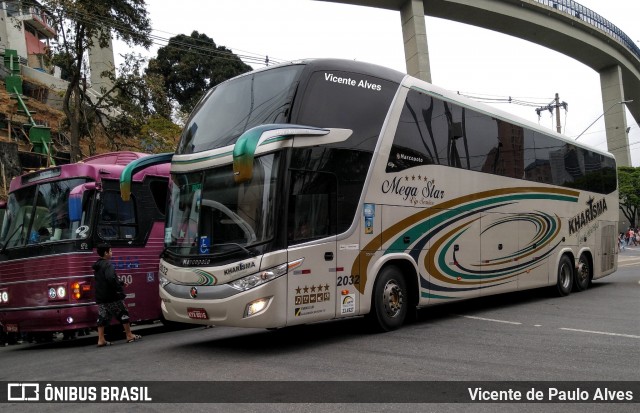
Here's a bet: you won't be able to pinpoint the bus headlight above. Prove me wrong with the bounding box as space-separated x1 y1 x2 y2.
244 297 272 317
48 284 67 301
229 258 304 292
159 275 170 288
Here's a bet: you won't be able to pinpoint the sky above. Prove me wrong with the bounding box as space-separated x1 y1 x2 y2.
113 0 640 166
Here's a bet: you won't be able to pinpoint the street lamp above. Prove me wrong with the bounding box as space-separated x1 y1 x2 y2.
574 99 634 140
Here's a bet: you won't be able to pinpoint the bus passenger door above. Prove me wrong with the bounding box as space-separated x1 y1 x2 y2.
286 170 338 326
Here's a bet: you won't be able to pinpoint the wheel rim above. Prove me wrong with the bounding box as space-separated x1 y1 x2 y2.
577 257 589 285
382 279 404 318
559 262 572 290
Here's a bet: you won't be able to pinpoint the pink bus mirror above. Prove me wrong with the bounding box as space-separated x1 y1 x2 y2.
69 182 97 222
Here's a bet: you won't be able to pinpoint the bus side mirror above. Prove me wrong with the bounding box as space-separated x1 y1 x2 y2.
69 182 97 222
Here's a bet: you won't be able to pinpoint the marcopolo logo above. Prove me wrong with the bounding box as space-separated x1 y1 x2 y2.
181 258 211 266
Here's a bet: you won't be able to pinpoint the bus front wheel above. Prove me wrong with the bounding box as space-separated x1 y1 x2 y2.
556 255 574 296
367 266 407 332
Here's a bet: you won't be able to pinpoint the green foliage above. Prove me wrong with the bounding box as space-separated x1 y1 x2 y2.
618 166 640 227
146 31 252 114
96 53 180 154
139 116 182 153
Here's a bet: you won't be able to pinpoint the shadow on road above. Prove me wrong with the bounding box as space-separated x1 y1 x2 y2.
10 322 194 351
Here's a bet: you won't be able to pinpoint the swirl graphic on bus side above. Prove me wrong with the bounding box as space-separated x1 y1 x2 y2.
352 187 579 299
425 213 561 285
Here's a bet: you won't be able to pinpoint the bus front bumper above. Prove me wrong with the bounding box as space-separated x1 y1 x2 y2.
0 304 97 333
160 275 288 329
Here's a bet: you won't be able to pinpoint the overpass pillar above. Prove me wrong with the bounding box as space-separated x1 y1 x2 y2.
599 65 631 166
88 35 116 93
400 0 431 82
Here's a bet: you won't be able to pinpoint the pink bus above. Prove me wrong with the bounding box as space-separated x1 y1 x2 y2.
0 152 169 340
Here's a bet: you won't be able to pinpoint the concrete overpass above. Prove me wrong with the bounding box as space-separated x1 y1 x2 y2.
319 0 640 166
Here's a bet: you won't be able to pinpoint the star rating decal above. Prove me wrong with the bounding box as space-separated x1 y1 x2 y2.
294 285 332 308
404 175 431 182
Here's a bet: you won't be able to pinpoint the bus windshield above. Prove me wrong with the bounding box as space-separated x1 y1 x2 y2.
165 153 280 256
177 65 304 154
1 178 88 248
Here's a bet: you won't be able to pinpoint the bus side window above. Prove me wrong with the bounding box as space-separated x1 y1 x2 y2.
98 192 138 241
288 170 337 244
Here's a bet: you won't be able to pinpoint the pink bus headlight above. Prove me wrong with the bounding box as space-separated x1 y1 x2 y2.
0 288 8 304
48 284 68 301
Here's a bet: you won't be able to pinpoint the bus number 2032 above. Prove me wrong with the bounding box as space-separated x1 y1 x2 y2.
337 275 360 286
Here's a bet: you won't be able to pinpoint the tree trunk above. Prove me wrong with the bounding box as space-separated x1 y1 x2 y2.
620 206 637 228
63 85 83 163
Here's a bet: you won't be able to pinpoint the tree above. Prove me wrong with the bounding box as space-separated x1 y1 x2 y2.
45 0 152 162
90 53 180 154
139 115 182 153
618 166 640 228
146 31 252 115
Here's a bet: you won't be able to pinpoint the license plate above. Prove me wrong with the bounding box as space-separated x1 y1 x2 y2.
5 324 18 333
187 308 208 320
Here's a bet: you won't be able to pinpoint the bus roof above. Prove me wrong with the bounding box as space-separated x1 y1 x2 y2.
214 58 613 160
9 151 170 192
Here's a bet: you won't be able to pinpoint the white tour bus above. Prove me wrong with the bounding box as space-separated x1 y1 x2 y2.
123 59 618 331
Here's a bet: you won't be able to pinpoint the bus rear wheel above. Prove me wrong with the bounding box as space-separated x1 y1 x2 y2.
368 266 407 332
574 253 591 291
555 255 574 296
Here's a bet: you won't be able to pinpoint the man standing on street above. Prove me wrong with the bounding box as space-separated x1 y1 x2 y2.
93 243 142 347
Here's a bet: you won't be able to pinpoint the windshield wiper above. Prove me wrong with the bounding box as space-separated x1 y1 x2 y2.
218 242 256 257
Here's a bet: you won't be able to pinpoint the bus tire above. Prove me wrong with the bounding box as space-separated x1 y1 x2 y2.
555 255 573 296
574 253 591 292
367 265 407 332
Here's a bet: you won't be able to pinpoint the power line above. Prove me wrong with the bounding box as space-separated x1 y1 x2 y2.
456 91 553 107
15 0 282 67
535 93 568 134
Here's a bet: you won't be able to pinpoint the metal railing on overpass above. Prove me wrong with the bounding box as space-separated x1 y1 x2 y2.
534 0 640 61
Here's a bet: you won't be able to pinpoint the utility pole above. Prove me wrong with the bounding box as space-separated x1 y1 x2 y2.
554 93 562 133
535 93 568 133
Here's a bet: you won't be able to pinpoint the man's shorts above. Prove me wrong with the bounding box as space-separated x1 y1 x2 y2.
97 301 130 326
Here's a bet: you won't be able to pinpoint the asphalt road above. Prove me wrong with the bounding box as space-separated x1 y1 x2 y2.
1 248 639 413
